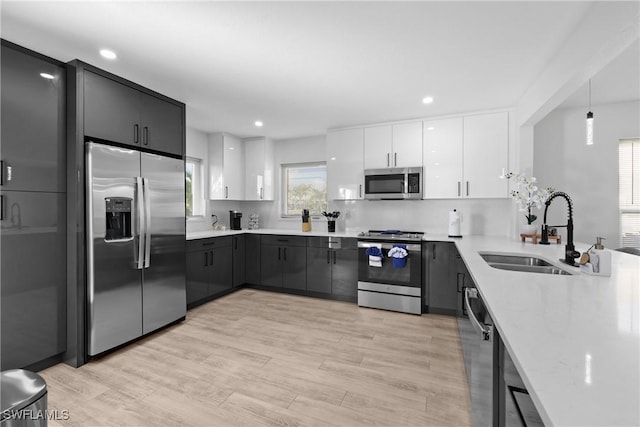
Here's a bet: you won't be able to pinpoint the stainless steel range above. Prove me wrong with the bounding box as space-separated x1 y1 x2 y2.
357 230 424 314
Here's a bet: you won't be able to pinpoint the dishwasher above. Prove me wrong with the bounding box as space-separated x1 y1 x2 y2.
459 286 544 427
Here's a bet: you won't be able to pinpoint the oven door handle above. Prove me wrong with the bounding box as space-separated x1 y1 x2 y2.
357 241 421 252
465 288 493 342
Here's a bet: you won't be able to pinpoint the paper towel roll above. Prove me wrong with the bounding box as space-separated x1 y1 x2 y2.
448 209 462 238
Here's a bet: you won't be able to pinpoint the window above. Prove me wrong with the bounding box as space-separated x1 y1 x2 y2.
619 138 640 248
282 162 327 217
186 157 204 217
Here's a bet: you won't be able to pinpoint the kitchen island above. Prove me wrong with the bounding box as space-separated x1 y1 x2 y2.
453 236 639 427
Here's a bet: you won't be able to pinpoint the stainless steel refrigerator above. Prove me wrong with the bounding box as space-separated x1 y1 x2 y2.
86 142 186 356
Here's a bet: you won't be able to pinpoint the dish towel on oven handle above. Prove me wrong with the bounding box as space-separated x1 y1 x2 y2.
388 244 408 268
366 245 383 267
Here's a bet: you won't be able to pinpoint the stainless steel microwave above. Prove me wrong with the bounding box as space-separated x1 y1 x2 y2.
364 167 422 200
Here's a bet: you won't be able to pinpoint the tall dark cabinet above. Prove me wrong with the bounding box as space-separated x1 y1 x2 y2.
0 41 67 370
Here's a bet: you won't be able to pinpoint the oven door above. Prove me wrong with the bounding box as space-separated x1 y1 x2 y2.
357 241 422 287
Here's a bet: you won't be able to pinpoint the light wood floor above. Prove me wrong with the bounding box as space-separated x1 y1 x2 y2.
41 289 471 426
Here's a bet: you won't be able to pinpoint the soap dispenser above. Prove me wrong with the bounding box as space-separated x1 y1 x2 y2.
588 237 611 276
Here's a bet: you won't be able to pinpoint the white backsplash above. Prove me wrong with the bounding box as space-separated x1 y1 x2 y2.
236 198 515 237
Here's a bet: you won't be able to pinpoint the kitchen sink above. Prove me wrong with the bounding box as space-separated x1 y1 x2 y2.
479 252 574 275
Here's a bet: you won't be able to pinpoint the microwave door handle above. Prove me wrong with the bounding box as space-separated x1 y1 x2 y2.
136 177 145 269
465 288 492 341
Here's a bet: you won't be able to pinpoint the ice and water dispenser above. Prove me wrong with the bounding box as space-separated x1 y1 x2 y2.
104 197 132 241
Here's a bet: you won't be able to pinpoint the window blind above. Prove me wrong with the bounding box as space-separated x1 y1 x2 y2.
619 139 640 248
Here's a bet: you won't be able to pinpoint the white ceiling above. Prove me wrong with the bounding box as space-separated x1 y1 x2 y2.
557 38 640 110
3 1 632 140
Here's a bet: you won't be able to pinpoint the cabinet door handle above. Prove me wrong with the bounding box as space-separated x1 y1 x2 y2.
387 153 390 167
0 160 4 186
0 195 4 220
134 124 139 144
260 187 264 199
327 250 331 264
457 181 461 197
394 152 397 167
143 126 149 146
333 251 337 264
359 184 363 198
278 247 281 260
466 181 469 196
204 251 208 267
225 186 229 199
432 244 436 260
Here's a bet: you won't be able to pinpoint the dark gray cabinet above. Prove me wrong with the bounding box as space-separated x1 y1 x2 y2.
307 237 357 300
1 41 66 370
245 234 261 285
260 235 307 290
186 237 232 306
232 235 245 287
1 44 65 193
425 241 458 315
84 70 183 156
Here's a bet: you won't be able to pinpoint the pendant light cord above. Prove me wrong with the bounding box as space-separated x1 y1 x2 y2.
588 79 592 111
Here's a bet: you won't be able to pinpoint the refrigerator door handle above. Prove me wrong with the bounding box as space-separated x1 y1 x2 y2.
136 177 145 269
143 177 151 268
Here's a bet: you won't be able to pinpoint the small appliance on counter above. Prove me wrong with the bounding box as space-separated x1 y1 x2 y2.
448 209 463 238
229 210 242 230
301 209 311 232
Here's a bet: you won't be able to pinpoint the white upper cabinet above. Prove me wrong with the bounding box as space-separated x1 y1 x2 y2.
244 137 275 201
462 112 509 198
392 122 423 168
327 128 364 200
423 112 509 199
208 133 244 200
364 122 422 169
423 117 464 198
364 125 392 169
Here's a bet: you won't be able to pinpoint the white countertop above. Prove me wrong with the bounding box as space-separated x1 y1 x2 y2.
453 236 639 427
187 228 362 240
187 228 640 425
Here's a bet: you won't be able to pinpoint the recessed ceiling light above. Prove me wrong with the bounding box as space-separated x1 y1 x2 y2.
100 49 117 60
422 96 434 105
39 72 54 80
426 126 435 131
254 121 263 127
330 157 336 161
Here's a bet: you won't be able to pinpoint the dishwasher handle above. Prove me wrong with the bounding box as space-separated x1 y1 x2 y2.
465 288 493 342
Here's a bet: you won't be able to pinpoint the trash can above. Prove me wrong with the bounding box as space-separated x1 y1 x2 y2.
1 369 47 426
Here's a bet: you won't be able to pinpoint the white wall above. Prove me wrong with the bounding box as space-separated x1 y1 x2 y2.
533 100 640 246
241 135 326 230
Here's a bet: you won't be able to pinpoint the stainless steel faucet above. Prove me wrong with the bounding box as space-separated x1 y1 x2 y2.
539 191 580 266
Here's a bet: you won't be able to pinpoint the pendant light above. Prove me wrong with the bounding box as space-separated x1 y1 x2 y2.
586 79 594 145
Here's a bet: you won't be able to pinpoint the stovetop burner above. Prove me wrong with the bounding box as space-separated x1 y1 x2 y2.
357 229 425 241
